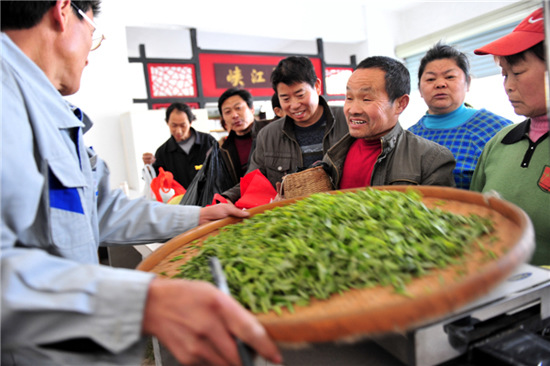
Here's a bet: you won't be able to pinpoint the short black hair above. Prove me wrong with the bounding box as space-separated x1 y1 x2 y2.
271 93 281 110
217 87 254 117
165 102 195 123
502 41 545 66
355 56 410 102
418 42 471 87
270 56 317 91
1 1 101 31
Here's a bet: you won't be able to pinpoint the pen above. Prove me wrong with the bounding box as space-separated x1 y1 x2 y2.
209 256 255 366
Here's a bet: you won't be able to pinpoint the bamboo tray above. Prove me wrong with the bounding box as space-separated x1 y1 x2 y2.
137 186 534 344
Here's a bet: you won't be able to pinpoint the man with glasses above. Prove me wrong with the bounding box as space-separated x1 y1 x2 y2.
0 2 282 366
70 1 105 51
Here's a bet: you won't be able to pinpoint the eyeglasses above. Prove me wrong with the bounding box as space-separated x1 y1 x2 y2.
70 2 105 51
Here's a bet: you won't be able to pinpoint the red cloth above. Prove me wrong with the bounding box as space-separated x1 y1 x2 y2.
210 193 228 206
234 169 277 209
340 139 381 189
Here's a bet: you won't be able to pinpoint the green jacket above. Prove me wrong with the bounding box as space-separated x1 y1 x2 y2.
471 120 550 265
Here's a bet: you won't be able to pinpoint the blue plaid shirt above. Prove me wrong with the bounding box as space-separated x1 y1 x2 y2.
408 105 512 189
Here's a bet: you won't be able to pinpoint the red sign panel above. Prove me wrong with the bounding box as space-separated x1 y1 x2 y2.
199 54 323 98
147 63 198 98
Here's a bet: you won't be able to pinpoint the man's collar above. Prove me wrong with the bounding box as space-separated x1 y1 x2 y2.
67 103 90 133
380 122 402 142
168 128 198 150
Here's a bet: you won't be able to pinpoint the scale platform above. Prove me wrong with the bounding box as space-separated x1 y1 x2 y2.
375 264 550 366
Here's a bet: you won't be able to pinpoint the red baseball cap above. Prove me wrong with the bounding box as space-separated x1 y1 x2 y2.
474 8 544 56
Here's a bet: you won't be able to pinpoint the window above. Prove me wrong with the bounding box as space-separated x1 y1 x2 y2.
397 1 538 126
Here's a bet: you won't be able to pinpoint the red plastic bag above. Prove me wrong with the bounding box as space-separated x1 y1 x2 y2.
150 167 186 203
234 169 277 209
209 193 229 206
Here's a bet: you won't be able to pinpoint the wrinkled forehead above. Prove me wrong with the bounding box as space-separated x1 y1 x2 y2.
347 68 386 89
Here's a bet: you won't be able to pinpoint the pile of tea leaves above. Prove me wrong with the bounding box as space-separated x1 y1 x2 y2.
172 189 495 314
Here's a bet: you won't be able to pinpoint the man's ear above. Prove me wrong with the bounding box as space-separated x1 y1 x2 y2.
51 0 72 32
314 78 322 95
394 94 410 115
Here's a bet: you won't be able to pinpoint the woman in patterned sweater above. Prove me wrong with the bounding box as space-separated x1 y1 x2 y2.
408 42 512 189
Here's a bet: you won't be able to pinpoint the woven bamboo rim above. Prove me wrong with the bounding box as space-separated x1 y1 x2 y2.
137 186 534 344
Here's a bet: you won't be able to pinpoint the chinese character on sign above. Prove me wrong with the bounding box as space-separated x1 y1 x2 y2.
227 66 245 87
251 69 266 84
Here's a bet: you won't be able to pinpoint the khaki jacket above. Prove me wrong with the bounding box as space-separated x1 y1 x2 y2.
323 123 456 188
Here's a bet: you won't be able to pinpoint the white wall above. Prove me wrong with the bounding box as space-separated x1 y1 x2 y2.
120 108 218 193
65 0 522 191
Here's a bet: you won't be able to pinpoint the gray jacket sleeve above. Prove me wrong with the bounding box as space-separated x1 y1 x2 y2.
0 147 156 363
1 246 155 363
1 155 200 364
419 143 457 187
94 155 201 245
1 156 200 364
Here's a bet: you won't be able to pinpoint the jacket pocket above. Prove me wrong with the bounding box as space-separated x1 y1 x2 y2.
47 157 96 260
263 153 294 183
388 179 421 185
386 172 421 186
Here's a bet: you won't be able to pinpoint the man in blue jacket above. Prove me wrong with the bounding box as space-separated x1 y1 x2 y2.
0 2 282 365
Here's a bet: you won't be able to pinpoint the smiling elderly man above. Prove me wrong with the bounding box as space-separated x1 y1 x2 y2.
322 56 456 189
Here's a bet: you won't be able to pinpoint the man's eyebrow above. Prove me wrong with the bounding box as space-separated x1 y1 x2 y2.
346 85 374 92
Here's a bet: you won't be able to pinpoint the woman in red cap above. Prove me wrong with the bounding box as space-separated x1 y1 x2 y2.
471 7 550 265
